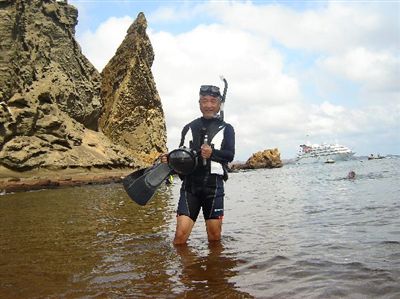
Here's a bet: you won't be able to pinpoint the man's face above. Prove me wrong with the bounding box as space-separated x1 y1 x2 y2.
199 95 221 119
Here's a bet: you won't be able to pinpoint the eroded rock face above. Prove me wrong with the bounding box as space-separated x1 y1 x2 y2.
0 0 101 130
99 12 167 163
0 87 137 170
0 2 162 171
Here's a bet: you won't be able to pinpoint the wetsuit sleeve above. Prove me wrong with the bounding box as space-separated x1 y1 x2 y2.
211 124 235 163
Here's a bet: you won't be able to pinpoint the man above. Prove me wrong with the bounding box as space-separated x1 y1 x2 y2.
347 170 356 179
163 84 235 245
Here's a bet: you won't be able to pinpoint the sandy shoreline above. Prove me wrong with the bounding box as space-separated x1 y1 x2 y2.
0 166 139 193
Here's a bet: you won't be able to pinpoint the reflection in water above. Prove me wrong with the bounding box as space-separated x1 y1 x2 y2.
174 242 252 298
0 184 179 298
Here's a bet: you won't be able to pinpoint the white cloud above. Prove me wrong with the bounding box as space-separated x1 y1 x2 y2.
76 1 400 159
208 1 398 53
149 3 206 23
320 47 400 95
207 2 400 101
77 16 133 72
149 24 307 158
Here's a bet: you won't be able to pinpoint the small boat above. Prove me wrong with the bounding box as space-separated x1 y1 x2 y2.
368 154 385 160
324 159 335 164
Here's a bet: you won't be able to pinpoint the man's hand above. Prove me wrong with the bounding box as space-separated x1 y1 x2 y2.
200 144 212 159
160 153 168 163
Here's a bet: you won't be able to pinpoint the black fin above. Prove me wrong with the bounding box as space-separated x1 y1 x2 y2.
122 163 172 205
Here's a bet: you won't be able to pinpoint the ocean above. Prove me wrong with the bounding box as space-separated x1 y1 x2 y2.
0 157 399 298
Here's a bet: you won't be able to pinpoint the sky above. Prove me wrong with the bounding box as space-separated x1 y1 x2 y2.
69 0 400 161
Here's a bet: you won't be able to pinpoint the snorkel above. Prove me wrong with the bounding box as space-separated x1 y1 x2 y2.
219 75 228 121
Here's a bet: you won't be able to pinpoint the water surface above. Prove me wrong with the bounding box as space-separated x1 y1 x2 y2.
1 158 399 298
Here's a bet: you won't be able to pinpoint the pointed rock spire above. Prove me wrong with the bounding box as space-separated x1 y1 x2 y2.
99 12 167 163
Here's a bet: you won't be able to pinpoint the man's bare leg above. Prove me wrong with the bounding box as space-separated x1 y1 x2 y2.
205 219 222 242
174 215 195 245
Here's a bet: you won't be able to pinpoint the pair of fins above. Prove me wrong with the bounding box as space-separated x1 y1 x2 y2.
122 163 173 205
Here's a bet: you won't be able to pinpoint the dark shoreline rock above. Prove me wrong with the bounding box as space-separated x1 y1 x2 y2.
0 166 136 193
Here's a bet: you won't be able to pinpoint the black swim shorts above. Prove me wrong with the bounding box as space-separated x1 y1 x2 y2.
177 175 225 222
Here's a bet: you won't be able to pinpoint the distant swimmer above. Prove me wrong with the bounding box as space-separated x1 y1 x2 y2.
347 170 356 179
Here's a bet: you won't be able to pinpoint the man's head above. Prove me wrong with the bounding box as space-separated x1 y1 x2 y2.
199 85 221 119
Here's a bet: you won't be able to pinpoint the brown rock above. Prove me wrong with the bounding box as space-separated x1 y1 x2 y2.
99 12 167 162
0 3 164 174
0 0 101 129
230 148 283 170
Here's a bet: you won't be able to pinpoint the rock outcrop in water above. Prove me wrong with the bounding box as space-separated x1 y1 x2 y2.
0 1 166 176
99 12 167 164
230 148 283 170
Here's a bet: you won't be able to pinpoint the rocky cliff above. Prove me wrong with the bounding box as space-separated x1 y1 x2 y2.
0 0 100 130
0 1 166 174
99 12 167 164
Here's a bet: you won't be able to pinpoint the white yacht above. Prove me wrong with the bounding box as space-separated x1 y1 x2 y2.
296 143 355 163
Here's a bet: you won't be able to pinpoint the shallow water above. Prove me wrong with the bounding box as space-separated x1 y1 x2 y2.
1 157 399 298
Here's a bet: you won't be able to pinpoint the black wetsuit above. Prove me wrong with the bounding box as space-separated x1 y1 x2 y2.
177 117 235 222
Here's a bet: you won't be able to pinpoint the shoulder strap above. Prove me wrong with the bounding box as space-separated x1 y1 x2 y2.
184 118 226 148
180 118 202 148
179 124 190 147
206 119 226 143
